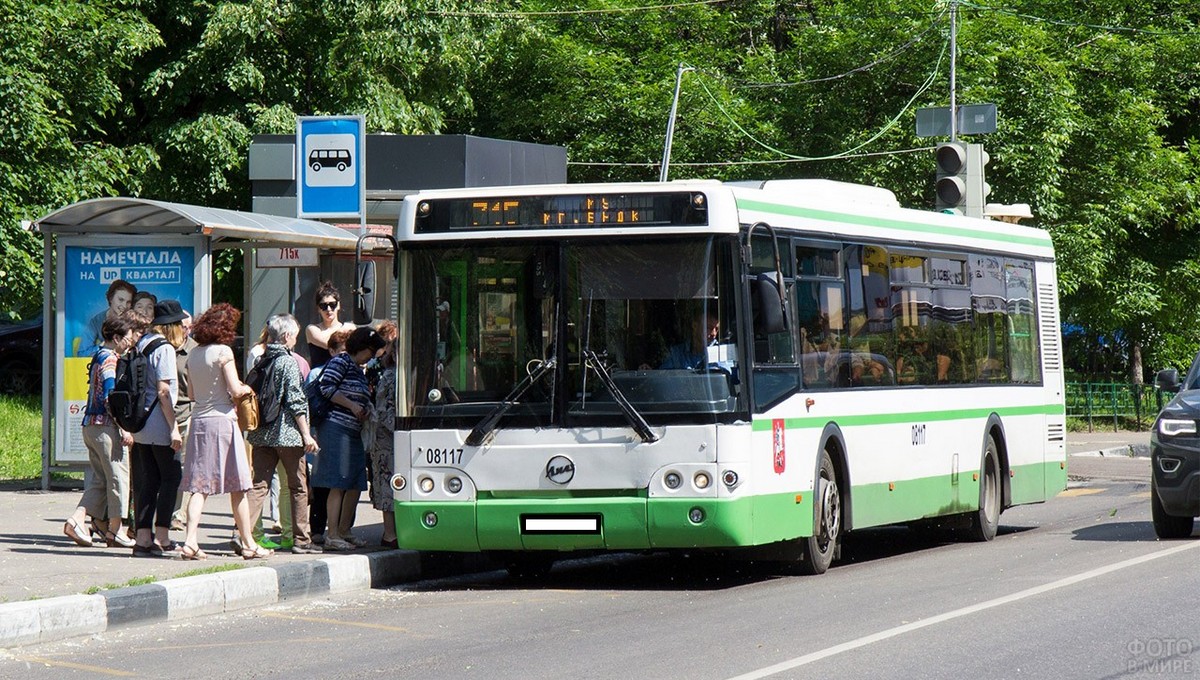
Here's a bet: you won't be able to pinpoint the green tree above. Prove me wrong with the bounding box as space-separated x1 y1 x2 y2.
121 0 485 207
0 0 160 318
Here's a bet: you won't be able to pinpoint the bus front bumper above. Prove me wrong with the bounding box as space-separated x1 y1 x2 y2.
394 492 812 553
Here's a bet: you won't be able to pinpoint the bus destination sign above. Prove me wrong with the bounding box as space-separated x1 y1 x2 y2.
415 192 708 233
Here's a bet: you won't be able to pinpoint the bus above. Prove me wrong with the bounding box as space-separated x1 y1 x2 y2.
389 179 1066 575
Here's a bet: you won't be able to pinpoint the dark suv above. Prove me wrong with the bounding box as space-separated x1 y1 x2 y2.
1150 356 1200 538
0 316 42 395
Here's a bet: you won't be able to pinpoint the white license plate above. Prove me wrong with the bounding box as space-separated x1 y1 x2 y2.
521 516 601 534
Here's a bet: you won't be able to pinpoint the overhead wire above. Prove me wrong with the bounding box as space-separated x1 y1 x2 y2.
427 0 730 18
958 1 1198 36
567 146 937 167
689 35 947 163
735 8 947 88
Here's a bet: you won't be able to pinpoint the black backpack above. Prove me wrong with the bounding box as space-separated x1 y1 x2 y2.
245 352 283 427
107 337 170 433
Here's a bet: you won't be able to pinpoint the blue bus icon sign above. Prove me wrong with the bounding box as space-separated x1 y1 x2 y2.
297 116 364 218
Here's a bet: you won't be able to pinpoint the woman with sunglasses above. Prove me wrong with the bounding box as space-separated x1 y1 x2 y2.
305 282 355 371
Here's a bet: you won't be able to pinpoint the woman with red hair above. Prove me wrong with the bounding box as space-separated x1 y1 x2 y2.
178 303 271 560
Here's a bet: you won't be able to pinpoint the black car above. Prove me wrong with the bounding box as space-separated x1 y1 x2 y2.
0 316 42 395
1150 356 1200 538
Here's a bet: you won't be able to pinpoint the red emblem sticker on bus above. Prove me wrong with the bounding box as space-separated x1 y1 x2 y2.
772 419 786 474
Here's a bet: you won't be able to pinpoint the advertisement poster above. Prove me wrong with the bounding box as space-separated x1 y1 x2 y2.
57 239 202 463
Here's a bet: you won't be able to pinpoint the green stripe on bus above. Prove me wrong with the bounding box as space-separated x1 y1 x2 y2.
751 403 1064 431
736 198 1054 248
846 460 1058 527
393 460 1067 552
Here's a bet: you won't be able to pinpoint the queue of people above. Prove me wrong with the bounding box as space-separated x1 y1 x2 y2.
62 280 399 560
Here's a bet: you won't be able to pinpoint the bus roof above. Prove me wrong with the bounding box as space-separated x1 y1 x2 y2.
399 180 1054 259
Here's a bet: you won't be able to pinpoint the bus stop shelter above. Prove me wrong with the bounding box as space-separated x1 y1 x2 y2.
34 197 364 488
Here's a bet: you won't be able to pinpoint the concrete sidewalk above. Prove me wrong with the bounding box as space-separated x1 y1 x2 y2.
0 485 446 648
0 429 1156 649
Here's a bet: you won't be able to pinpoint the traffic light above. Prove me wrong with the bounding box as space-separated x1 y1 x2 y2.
935 142 990 217
935 142 967 213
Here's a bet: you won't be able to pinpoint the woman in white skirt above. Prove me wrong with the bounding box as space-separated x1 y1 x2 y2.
178 303 271 560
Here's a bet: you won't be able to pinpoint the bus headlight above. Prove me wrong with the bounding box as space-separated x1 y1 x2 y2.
390 474 407 491
664 471 682 490
418 476 435 493
693 472 711 490
446 476 463 494
688 507 705 524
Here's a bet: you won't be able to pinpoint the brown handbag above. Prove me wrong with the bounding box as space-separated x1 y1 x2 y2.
234 389 260 431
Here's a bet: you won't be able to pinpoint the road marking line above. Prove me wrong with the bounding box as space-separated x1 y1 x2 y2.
261 611 413 633
1129 492 1151 498
726 541 1200 680
15 656 135 676
1058 488 1106 497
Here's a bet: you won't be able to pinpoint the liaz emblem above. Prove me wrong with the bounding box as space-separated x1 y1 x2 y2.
546 455 576 485
772 419 786 474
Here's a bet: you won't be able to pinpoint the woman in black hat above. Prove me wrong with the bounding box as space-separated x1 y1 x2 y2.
129 299 187 557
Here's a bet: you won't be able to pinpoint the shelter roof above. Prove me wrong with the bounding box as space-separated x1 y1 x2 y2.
35 197 360 249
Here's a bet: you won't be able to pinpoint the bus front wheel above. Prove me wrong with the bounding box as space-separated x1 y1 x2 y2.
967 435 1001 542
799 450 841 575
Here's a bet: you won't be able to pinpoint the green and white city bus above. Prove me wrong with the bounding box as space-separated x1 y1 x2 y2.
389 179 1066 575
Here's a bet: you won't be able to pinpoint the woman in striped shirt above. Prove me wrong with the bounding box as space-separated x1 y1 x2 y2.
310 326 385 551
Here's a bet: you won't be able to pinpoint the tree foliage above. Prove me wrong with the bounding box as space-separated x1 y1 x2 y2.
3 0 1200 378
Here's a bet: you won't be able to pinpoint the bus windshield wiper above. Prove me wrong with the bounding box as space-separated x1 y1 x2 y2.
578 291 658 444
465 357 556 447
583 349 659 444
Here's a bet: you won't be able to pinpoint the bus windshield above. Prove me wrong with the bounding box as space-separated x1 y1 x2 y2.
406 237 742 428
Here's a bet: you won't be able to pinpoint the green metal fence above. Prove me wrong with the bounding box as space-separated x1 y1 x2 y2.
1065 382 1165 431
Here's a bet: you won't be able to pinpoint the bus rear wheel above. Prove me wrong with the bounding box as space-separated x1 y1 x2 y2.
799 451 841 575
967 435 1000 542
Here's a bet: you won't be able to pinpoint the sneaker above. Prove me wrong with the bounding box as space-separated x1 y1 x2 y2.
323 537 355 551
311 533 325 545
292 542 322 554
344 534 367 547
280 539 294 551
258 538 282 550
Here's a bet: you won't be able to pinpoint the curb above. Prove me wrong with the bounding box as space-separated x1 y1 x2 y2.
0 550 423 649
1069 444 1151 459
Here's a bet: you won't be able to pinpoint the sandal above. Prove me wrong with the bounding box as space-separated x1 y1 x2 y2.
153 541 180 556
104 530 136 548
63 518 93 547
179 544 208 560
240 543 273 560
132 544 158 558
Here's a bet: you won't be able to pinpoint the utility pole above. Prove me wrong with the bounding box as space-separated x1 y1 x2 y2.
660 63 693 182
949 0 958 143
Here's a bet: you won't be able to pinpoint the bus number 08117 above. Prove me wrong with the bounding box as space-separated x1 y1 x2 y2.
420 447 464 465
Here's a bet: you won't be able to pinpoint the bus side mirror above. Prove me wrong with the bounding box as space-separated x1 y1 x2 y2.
354 260 376 325
753 272 788 335
1156 368 1181 393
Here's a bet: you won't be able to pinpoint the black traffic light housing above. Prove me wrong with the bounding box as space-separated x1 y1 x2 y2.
934 142 989 217
935 143 968 212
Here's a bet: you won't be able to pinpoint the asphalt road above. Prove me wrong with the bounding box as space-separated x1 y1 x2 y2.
3 480 1197 680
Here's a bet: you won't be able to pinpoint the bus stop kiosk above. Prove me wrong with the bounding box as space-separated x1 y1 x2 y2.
33 198 365 489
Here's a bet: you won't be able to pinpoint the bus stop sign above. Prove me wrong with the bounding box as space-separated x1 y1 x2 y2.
296 115 365 219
